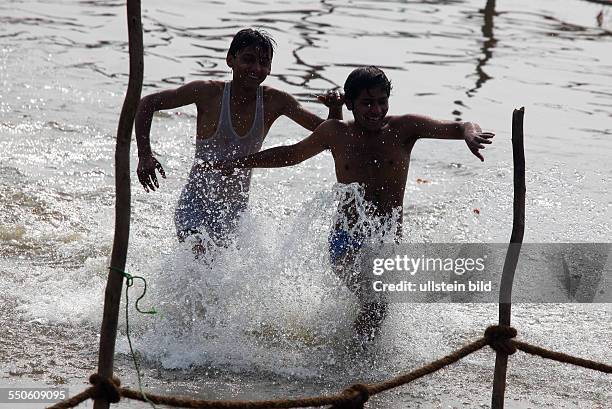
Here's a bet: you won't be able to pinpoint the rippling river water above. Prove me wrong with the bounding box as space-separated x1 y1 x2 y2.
1 0 611 408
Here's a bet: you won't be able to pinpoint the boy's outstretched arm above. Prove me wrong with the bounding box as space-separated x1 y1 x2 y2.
223 120 334 170
135 81 211 192
279 90 344 131
399 114 495 161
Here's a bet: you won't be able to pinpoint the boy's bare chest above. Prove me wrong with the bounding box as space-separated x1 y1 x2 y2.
332 133 411 177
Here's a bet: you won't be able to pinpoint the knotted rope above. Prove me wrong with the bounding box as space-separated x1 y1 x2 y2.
484 325 518 355
47 326 612 409
45 375 122 409
88 374 122 403
330 384 370 409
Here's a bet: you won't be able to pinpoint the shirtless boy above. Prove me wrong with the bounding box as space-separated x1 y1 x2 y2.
135 28 342 247
220 66 494 341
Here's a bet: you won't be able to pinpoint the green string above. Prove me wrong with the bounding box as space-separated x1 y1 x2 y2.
109 266 157 409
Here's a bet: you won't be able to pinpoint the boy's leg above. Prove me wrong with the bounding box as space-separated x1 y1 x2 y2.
353 300 387 342
329 229 388 342
177 229 209 257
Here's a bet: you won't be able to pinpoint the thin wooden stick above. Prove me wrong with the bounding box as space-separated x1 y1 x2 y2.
491 107 525 409
93 1 143 409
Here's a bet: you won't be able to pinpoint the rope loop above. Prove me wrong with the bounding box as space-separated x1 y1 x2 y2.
109 266 157 315
332 383 370 409
485 325 517 355
88 374 122 403
124 273 134 287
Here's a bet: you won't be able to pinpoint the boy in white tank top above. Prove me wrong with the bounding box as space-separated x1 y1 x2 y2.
135 28 343 253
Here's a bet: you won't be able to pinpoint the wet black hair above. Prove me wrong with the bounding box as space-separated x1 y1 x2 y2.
228 28 276 59
343 66 392 102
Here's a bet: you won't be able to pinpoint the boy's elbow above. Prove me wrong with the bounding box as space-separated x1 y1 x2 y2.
310 118 325 131
138 94 161 113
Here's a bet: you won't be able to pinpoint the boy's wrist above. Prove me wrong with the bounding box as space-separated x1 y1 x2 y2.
460 122 475 138
138 149 153 159
328 106 343 119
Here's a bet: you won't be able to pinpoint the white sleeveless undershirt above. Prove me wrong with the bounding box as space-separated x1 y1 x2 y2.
174 81 266 239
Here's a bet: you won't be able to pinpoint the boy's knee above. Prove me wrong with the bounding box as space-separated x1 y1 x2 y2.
177 228 200 242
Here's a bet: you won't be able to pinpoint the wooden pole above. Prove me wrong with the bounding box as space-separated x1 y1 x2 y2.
491 107 525 409
93 1 143 408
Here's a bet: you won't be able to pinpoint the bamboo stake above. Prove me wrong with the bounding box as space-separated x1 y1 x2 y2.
491 107 525 409
93 1 143 408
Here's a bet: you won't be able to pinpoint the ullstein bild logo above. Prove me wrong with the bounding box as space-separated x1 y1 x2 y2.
358 243 612 303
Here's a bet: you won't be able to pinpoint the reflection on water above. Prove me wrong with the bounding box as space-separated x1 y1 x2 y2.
1 0 611 408
467 0 497 97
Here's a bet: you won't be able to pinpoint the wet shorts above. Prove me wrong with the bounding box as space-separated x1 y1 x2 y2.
328 229 364 265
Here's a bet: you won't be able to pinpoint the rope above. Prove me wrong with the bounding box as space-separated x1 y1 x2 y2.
330 384 370 409
47 326 612 409
109 266 157 315
120 387 353 409
110 266 158 408
367 337 488 395
46 389 93 409
513 340 612 373
484 325 517 355
46 375 121 409
89 374 122 403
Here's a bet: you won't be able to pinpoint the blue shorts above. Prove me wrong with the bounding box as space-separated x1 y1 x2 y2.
328 229 364 265
174 177 246 243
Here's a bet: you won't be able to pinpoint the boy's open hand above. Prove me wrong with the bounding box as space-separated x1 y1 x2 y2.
317 89 344 108
137 155 166 192
464 125 495 161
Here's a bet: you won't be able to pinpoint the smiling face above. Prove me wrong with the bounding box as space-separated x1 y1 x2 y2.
226 44 272 88
347 86 390 132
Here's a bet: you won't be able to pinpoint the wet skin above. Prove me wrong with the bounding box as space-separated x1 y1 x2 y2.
223 85 494 341
227 85 494 233
134 44 344 192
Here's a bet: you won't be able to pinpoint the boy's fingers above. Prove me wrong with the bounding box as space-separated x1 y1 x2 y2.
155 161 166 178
471 147 484 162
316 90 343 103
316 95 330 105
152 173 159 188
471 141 485 149
137 174 149 192
144 172 156 191
141 178 150 193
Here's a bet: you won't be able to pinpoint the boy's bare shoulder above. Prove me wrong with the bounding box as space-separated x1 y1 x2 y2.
186 80 224 98
386 114 419 126
306 119 347 149
317 120 350 146
316 118 348 134
386 114 424 137
262 85 287 98
262 86 312 116
261 86 295 106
